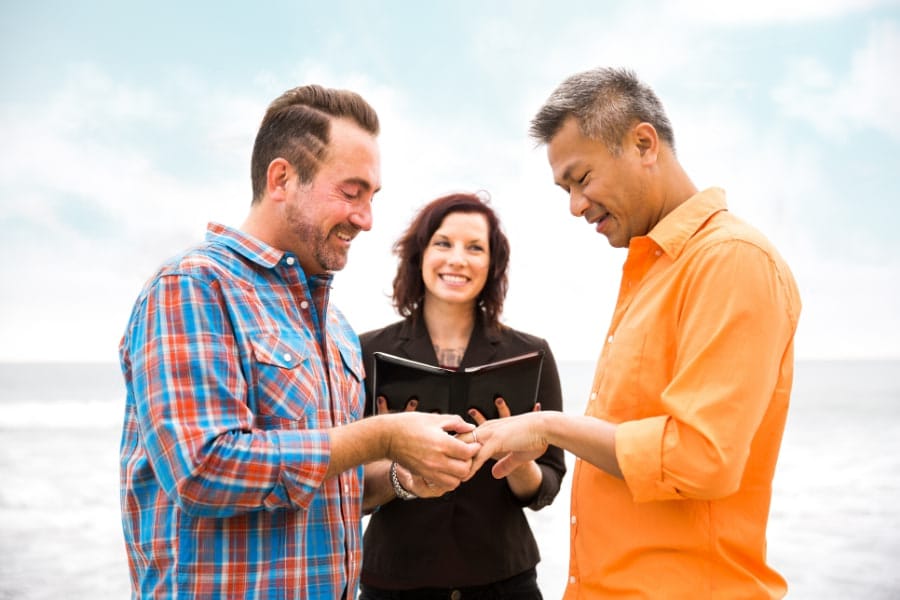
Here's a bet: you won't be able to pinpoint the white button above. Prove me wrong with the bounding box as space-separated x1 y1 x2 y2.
343 484 350 493
569 576 577 584
285 256 295 265
571 516 577 524
607 335 614 343
300 301 309 309
282 353 292 362
590 392 597 400
655 250 662 256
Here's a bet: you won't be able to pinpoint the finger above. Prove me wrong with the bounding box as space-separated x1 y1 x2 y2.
405 398 418 412
468 408 486 425
491 452 528 479
495 397 511 419
464 446 493 481
420 456 475 487
417 475 454 497
376 396 389 415
403 467 453 497
532 402 542 413
441 416 476 436
456 431 476 444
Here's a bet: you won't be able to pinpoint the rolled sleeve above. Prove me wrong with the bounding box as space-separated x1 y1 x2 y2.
616 415 682 502
263 428 332 510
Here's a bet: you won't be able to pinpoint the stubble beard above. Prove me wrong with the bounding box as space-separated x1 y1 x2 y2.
286 205 351 273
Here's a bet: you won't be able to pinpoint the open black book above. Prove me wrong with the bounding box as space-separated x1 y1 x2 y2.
371 350 544 422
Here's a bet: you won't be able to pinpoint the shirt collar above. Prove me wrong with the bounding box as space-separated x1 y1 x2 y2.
647 187 728 259
205 222 286 269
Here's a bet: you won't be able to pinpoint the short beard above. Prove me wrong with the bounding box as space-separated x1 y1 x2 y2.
286 203 351 272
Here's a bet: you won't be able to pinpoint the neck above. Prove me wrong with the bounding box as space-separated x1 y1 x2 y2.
241 204 276 248
422 299 476 353
656 150 698 222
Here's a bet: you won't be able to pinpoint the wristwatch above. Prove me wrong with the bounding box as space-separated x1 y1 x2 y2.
389 461 418 501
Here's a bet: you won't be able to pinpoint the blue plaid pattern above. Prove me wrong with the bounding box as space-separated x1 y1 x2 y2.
119 222 365 598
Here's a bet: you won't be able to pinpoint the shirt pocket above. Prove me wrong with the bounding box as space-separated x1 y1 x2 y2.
598 325 647 420
249 331 318 430
334 339 365 422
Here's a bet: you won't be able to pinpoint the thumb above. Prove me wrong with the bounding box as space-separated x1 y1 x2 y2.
442 418 475 436
491 453 527 479
464 450 492 481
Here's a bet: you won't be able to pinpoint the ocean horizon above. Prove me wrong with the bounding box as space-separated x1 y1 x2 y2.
1 359 898 598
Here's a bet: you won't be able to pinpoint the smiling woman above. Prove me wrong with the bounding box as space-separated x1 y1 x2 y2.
420 211 491 323
357 192 567 599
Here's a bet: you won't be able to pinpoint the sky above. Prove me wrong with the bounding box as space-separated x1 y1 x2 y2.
1 0 899 363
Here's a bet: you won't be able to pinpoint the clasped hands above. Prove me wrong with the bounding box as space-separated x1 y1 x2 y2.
378 395 547 497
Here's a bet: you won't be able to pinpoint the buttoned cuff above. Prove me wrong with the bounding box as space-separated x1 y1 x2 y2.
615 416 682 503
263 429 331 510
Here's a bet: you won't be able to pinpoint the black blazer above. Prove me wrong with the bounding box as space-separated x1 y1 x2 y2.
359 315 566 589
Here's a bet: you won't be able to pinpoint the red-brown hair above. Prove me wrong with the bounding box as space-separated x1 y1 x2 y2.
392 192 510 329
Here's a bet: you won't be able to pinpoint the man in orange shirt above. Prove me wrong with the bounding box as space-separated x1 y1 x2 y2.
466 67 801 598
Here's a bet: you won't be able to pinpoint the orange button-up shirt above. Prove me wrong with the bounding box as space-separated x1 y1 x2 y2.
566 188 801 599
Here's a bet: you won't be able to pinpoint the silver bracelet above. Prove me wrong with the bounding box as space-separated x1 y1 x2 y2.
389 461 418 501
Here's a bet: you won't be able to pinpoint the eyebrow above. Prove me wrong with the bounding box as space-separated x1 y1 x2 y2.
344 177 381 195
555 162 579 188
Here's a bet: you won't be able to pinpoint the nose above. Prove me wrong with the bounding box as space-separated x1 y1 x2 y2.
447 244 467 266
348 200 373 231
569 189 589 218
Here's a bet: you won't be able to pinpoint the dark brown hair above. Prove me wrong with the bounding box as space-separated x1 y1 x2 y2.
392 192 510 329
250 85 380 202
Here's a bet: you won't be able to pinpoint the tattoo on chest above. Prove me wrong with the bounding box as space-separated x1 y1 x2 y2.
434 346 465 368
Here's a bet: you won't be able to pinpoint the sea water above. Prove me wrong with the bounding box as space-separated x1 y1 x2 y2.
0 360 898 599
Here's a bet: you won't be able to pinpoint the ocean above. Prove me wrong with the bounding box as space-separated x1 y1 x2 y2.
0 360 898 599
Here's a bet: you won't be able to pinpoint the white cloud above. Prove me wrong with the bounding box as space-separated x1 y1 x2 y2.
0 65 257 361
773 20 900 140
663 0 891 24
2 7 899 362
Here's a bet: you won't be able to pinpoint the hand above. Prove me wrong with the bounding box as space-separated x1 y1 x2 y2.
466 410 549 481
465 399 541 461
375 395 418 414
387 411 479 490
392 461 454 498
467 395 516 424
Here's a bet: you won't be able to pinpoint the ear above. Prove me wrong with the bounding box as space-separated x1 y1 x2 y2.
265 158 294 203
632 122 659 165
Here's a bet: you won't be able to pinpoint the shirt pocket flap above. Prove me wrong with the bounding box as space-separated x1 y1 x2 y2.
337 342 364 383
250 332 310 369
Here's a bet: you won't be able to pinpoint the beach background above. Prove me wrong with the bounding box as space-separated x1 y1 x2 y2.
1 359 897 599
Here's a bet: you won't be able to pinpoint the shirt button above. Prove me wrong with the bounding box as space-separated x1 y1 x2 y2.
655 250 662 256
590 392 597 400
607 335 614 343
285 256 295 266
571 516 577 524
300 301 309 309
343 483 350 493
450 591 462 600
282 353 292 362
569 576 577 584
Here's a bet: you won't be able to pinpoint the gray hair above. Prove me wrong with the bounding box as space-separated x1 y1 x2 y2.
529 67 675 156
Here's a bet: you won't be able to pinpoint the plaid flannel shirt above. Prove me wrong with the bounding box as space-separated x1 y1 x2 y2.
119 222 365 599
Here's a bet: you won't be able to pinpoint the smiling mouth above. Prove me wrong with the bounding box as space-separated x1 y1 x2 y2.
439 274 469 285
588 212 609 228
333 229 356 244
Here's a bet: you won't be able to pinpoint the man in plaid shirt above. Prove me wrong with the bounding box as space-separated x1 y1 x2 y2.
119 85 480 599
